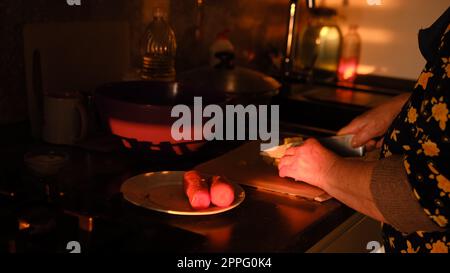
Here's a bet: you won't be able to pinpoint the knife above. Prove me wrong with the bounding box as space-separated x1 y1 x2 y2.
317 134 365 157
261 134 365 159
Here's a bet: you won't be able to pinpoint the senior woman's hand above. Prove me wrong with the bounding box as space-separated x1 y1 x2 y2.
337 93 410 150
278 138 340 189
278 138 386 223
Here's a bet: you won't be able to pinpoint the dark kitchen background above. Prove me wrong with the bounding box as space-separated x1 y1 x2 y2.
3 0 287 124
2 0 447 124
0 0 448 254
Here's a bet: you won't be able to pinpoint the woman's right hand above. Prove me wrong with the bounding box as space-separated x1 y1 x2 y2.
337 93 410 151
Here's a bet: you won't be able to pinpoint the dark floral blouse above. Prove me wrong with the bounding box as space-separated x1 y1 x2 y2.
381 8 450 253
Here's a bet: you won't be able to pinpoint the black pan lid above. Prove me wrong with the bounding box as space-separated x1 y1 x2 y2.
178 52 281 97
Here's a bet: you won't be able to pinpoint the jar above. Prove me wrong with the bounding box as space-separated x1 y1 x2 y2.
284 6 343 82
338 25 361 83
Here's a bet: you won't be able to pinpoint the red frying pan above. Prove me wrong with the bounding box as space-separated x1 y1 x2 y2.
94 81 227 156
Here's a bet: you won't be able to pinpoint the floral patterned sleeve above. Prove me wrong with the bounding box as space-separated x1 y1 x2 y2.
402 85 450 230
403 25 450 230
381 13 450 253
384 24 450 230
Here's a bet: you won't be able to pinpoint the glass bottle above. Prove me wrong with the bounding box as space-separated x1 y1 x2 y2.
295 7 343 81
338 25 361 83
141 8 177 82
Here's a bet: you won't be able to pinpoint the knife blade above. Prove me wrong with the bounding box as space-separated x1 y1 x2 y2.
317 134 365 157
261 134 365 159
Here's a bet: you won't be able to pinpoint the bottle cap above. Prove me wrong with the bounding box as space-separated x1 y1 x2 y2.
154 7 164 18
216 29 231 40
311 7 337 17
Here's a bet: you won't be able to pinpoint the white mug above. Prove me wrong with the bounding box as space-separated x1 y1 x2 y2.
42 92 88 145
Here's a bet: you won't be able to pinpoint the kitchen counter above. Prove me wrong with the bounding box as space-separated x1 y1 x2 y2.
0 123 358 253
276 83 409 132
126 188 353 252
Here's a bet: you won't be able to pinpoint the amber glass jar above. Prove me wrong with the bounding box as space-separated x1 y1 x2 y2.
294 7 343 81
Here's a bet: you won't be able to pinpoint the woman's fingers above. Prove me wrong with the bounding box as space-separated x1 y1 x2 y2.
279 152 302 179
350 125 378 147
278 155 295 169
279 164 298 179
337 117 365 136
284 147 297 156
278 166 289 178
376 138 384 149
365 139 377 152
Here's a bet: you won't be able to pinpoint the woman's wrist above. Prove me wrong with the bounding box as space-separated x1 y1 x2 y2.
319 156 345 193
322 157 377 196
391 93 411 112
378 93 410 126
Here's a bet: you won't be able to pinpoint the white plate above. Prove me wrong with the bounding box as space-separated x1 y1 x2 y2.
120 171 246 216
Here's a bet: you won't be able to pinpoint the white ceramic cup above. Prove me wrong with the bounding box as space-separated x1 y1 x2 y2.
42 92 88 145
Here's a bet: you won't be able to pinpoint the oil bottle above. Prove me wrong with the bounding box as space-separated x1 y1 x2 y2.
141 8 177 82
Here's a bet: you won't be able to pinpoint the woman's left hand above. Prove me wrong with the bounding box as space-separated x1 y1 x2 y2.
278 138 340 189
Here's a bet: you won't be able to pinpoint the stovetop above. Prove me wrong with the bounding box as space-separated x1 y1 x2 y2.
0 129 241 253
0 121 344 253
